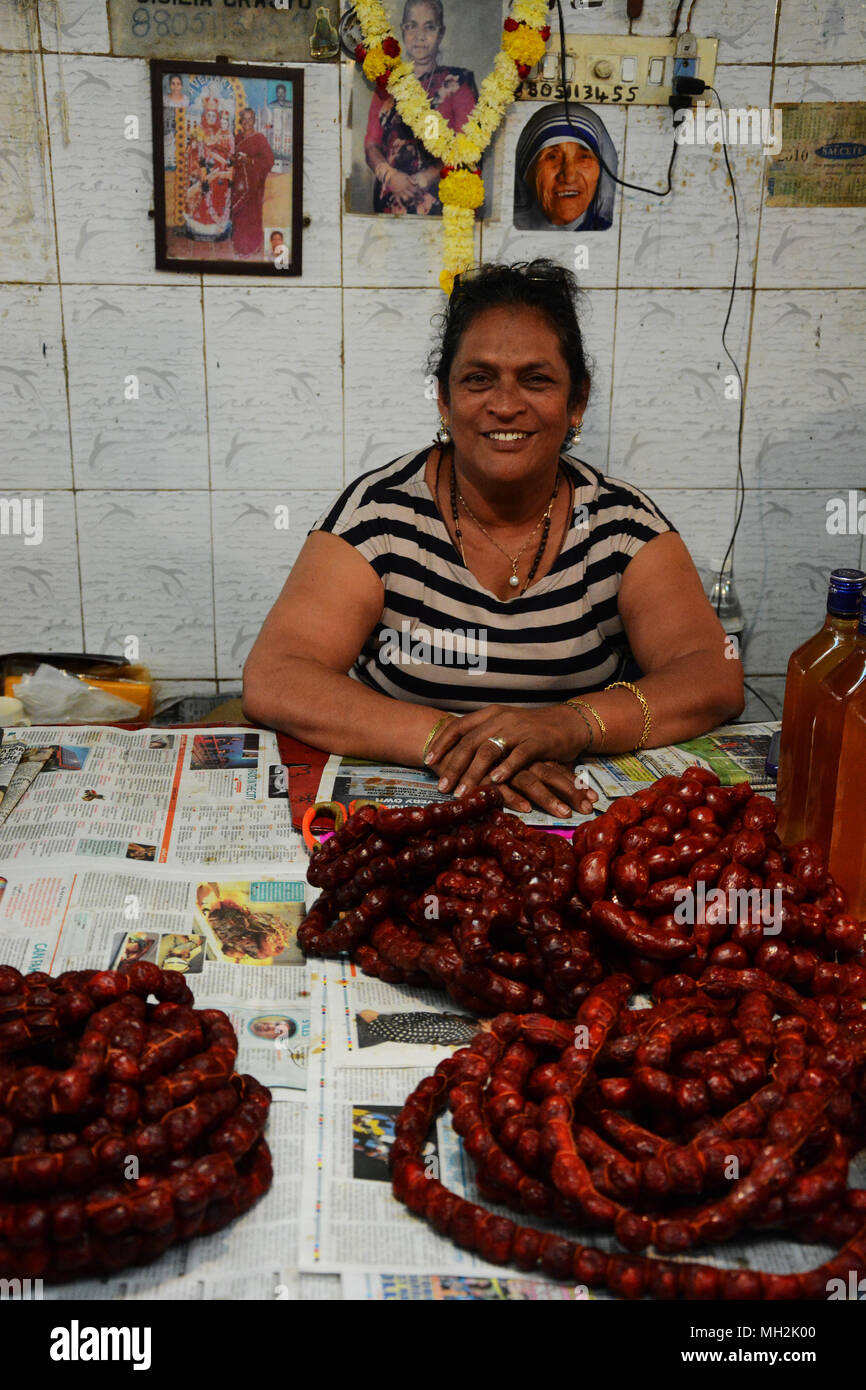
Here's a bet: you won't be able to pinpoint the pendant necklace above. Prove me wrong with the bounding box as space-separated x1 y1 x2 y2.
447 451 560 597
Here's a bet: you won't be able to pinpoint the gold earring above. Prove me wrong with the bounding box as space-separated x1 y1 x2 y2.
436 416 452 445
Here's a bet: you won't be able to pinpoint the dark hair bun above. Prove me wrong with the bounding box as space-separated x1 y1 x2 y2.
427 259 592 408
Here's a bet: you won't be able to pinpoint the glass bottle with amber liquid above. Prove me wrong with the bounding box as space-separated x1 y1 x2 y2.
828 686 866 918
775 568 865 843
802 599 866 853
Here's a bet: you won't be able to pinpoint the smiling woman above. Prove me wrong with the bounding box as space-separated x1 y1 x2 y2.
242 260 744 817
514 104 617 232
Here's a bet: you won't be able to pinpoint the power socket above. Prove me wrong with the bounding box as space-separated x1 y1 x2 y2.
522 33 718 107
674 32 698 82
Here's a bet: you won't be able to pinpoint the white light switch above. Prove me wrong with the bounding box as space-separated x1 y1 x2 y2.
515 34 718 106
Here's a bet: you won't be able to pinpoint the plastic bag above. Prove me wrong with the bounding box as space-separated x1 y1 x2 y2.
16 663 142 723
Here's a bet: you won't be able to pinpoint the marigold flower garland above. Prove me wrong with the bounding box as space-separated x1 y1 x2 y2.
353 0 550 293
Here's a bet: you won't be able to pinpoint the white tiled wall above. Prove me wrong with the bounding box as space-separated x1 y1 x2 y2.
1 1 864 717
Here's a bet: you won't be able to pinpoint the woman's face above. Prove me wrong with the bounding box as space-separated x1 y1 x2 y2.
402 3 442 68
441 305 584 484
530 141 600 226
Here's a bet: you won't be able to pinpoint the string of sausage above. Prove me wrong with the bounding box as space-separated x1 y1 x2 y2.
391 972 866 1299
0 961 272 1282
299 767 866 1297
299 775 865 1017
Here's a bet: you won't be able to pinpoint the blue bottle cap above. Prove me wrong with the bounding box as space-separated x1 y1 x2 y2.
828 568 866 618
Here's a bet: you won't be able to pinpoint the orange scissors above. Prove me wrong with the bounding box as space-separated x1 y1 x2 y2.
301 799 384 852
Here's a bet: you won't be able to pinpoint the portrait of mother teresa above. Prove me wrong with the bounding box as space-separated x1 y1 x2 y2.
513 103 617 232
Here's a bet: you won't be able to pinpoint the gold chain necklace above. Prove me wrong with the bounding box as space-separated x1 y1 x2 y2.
449 458 560 593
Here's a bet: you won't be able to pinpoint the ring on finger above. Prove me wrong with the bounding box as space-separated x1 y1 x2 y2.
487 736 508 754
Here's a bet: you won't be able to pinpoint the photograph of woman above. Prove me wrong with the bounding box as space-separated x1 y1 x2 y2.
162 73 188 173
351 0 502 217
514 104 617 232
364 0 477 215
231 107 276 257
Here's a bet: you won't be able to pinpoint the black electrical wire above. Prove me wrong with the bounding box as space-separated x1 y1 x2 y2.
554 0 679 196
549 13 747 657
743 680 780 721
706 83 747 617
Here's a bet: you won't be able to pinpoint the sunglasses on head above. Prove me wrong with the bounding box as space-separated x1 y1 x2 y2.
452 261 572 295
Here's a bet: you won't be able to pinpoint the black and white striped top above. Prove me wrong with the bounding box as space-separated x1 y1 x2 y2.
310 448 677 712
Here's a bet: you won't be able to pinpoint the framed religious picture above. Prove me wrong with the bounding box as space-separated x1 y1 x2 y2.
347 0 500 217
150 60 303 275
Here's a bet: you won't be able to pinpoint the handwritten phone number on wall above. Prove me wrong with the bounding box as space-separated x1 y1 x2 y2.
516 80 639 103
130 3 313 41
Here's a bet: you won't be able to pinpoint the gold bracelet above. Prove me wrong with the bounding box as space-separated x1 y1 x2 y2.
605 681 652 752
563 700 595 752
422 714 455 762
568 699 607 748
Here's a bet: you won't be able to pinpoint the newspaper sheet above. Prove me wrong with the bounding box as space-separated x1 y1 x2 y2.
0 725 303 866
314 724 779 826
299 963 575 1279
342 1271 583 1299
0 863 311 1093
316 756 595 831
579 722 779 802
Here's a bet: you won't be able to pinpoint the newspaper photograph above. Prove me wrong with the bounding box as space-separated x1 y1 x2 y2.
0 740 25 812
319 958 489 1070
205 997 311 1096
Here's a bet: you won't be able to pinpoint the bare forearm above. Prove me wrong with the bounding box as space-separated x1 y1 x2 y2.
560 650 745 756
242 657 446 767
365 142 388 177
